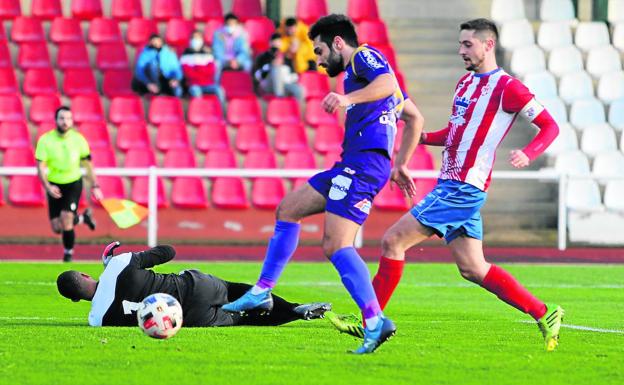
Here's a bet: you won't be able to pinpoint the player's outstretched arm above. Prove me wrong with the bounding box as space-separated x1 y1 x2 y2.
136 245 176 268
322 73 396 113
391 99 425 197
420 126 450 147
81 158 103 201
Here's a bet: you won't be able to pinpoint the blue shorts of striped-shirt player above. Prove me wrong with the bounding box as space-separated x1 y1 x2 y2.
308 150 391 226
410 179 487 243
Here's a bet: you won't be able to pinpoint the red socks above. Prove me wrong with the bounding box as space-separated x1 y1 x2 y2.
481 264 547 320
372 256 405 310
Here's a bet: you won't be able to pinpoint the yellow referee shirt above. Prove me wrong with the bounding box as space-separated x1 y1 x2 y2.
35 129 91 184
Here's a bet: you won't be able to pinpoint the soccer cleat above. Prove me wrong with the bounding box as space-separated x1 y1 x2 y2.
63 252 72 262
293 302 332 320
325 311 365 339
82 208 96 231
537 303 564 351
221 289 274 315
102 241 121 266
351 315 396 354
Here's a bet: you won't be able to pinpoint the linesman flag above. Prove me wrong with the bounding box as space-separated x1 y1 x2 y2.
100 198 149 229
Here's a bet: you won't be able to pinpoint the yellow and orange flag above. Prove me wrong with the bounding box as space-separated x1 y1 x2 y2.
100 198 149 229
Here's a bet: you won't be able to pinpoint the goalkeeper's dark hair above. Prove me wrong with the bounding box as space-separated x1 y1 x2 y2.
308 14 358 48
57 271 89 301
54 106 71 120
460 18 499 42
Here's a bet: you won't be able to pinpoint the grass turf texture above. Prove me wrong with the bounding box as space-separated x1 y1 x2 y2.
0 262 622 385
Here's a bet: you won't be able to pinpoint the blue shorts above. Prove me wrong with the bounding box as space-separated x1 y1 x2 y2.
308 151 391 225
410 179 487 243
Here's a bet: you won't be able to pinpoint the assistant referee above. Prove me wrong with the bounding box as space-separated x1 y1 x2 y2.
35 106 103 262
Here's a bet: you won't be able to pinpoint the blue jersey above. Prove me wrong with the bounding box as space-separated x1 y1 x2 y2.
342 44 405 157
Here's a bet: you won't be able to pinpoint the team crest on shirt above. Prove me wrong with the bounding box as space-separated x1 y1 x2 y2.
481 84 491 97
449 96 475 127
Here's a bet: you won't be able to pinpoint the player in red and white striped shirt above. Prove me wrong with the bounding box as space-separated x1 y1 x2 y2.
368 18 564 351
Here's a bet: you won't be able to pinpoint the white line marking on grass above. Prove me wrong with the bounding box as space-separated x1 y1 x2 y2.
1 281 55 286
0 316 84 321
519 320 624 334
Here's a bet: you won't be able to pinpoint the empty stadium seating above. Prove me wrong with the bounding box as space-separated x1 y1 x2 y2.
347 0 380 23
296 0 328 26
192 0 223 21
111 0 143 21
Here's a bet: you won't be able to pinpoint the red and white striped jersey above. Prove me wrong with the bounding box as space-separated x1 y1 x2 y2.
439 68 534 191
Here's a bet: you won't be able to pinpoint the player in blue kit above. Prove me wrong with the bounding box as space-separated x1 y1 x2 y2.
222 14 424 354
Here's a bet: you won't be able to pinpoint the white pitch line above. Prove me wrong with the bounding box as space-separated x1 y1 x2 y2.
519 320 624 334
3 281 624 289
0 316 84 321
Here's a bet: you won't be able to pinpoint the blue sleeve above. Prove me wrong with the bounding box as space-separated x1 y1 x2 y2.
134 49 151 84
352 48 391 83
163 49 183 80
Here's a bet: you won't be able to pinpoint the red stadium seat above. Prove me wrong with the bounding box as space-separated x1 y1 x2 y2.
111 0 143 21
3 148 35 167
29 94 61 124
0 24 4 41
313 124 344 154
226 97 262 126
31 0 62 20
0 41 10 68
407 145 436 201
88 17 122 45
95 175 126 203
211 177 249 209
90 146 117 167
102 69 134 98
152 0 183 21
204 148 237 169
235 123 270 153
266 97 301 127
131 177 168 208
35 122 56 140
78 121 110 149
274 123 308 153
196 122 229 152
334 71 345 94
126 18 158 48
125 147 156 167
148 96 184 125
323 150 342 168
71 0 103 21
56 42 90 69
221 71 254 99
304 98 339 127
374 181 409 211
109 96 145 124
9 177 45 206
156 123 190 152
393 120 405 153
0 181 3 206
96 42 129 70
203 19 223 46
163 148 196 168
0 95 25 122
232 0 262 21
0 122 30 150
171 176 209 208
165 18 196 50
244 17 275 55
357 20 389 46
18 42 51 69
116 122 150 152
192 0 222 21
284 149 316 189
23 68 58 97
71 95 104 123
49 18 84 44
251 176 285 209
244 149 278 169
188 95 225 126
11 17 44 43
296 0 328 26
0 1 21 20
0 68 17 94
62 68 98 97
299 71 330 100
347 0 380 23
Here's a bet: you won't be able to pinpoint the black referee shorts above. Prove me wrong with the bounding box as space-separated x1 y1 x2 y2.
47 179 83 220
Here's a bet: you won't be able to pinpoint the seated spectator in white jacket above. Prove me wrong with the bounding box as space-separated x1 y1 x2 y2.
180 31 226 107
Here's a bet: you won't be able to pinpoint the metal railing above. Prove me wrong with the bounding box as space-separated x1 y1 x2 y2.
0 166 598 250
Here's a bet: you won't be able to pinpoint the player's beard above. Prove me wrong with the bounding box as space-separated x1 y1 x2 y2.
464 54 484 72
325 49 344 77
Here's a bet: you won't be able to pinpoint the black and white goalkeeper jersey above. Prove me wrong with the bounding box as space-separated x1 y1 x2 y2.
88 245 193 327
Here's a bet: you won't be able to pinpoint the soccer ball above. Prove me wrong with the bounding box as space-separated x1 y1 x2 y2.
137 293 183 339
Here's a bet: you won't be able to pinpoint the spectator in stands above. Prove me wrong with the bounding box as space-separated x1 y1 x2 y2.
132 34 183 97
279 17 318 74
35 107 101 262
253 33 304 101
212 13 253 80
180 30 226 107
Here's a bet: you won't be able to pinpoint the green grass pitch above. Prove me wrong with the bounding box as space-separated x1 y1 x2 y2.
0 261 622 385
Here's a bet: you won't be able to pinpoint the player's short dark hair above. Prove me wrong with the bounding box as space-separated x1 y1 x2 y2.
224 12 239 23
309 14 358 48
460 18 499 42
285 17 297 27
270 32 281 41
57 271 88 301
54 106 71 120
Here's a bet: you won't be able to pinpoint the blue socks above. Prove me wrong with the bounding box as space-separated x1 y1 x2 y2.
256 220 300 289
330 246 382 323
